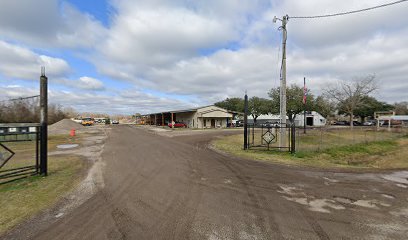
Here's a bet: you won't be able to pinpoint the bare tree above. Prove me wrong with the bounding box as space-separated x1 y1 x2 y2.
324 74 378 128
394 101 408 115
0 99 70 124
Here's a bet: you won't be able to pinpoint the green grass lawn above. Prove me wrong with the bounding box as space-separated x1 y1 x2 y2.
213 128 408 169
0 134 85 234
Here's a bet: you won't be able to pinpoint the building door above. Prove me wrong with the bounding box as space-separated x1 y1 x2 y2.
211 119 216 128
203 118 206 127
307 116 314 126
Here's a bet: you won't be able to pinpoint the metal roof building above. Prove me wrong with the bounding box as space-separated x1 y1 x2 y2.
140 105 240 128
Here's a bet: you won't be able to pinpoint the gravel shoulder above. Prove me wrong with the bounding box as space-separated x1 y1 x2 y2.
0 125 110 240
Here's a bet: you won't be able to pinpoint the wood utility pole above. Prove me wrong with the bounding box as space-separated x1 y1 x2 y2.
304 77 307 134
40 67 48 176
275 15 288 149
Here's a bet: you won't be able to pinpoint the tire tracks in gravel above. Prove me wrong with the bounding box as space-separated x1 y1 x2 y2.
211 152 284 239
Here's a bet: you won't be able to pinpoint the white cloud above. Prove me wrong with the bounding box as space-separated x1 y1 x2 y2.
0 85 39 99
56 3 107 48
1 0 408 114
0 40 70 79
0 85 195 114
143 47 280 100
57 76 105 91
84 0 408 106
77 77 105 90
95 2 240 70
270 0 408 47
0 0 106 48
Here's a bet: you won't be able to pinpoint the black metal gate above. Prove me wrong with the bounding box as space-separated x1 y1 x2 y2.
246 123 296 153
0 69 48 184
0 123 41 184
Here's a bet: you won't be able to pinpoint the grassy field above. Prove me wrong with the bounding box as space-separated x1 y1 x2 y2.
0 134 85 234
213 128 408 169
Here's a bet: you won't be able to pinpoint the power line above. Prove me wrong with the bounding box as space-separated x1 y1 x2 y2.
0 95 40 103
290 0 408 19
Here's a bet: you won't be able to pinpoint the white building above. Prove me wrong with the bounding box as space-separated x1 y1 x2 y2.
296 111 327 127
378 115 408 127
143 105 238 128
248 111 326 127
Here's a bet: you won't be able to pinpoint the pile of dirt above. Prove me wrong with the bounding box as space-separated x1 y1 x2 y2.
48 119 84 135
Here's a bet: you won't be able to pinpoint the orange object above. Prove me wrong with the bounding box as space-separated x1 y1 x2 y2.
70 129 76 137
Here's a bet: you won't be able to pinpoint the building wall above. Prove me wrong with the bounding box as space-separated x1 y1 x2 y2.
295 111 326 127
145 105 234 129
247 111 326 127
177 106 232 128
175 112 196 128
199 118 228 128
197 106 233 128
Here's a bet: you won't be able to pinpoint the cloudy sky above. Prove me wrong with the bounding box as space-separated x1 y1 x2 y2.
0 0 407 114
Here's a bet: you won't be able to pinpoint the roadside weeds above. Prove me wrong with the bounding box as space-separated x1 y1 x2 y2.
212 133 408 170
0 128 108 236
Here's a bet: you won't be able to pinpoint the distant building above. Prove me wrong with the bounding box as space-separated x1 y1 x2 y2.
141 105 240 128
297 111 327 127
248 111 326 127
378 115 408 126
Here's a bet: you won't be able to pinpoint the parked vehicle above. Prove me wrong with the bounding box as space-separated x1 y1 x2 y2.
261 121 279 128
111 120 119 124
353 121 362 126
168 121 187 128
333 121 361 126
72 118 82 124
81 117 94 126
363 120 376 126
333 121 348 126
235 120 244 127
94 118 110 124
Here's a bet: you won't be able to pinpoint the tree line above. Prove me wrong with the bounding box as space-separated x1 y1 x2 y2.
215 75 407 126
0 99 75 124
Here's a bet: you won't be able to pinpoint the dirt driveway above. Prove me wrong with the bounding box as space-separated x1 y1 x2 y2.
4 125 408 239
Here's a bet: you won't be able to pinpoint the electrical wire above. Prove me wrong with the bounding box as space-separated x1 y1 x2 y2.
290 0 408 19
0 95 40 103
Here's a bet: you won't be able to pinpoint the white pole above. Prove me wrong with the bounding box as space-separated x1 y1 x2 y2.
279 15 288 149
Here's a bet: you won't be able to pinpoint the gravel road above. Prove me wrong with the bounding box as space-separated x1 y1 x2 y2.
5 125 408 239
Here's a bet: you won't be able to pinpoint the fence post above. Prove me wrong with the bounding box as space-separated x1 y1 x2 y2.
36 127 39 174
291 123 296 154
243 93 248 150
40 67 48 176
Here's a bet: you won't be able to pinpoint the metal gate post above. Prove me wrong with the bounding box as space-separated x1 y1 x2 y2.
291 124 296 154
243 93 248 150
248 124 250 148
36 126 39 174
